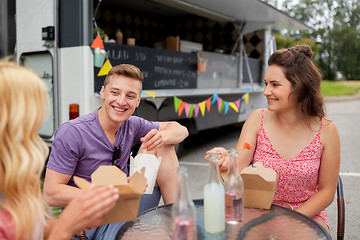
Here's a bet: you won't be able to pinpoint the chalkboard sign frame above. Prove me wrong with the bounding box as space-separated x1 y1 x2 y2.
94 43 198 93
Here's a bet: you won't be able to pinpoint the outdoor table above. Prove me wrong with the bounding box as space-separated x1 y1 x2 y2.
115 199 331 240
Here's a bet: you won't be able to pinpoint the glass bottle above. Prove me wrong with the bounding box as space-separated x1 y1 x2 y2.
172 167 197 240
224 148 244 223
203 153 225 233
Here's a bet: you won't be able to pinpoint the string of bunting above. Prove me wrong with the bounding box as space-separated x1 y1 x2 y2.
174 93 249 118
90 21 250 117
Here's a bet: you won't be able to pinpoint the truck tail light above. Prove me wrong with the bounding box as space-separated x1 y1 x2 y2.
69 104 79 120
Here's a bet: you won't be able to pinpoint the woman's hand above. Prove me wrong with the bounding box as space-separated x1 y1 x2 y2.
47 185 118 240
205 147 229 172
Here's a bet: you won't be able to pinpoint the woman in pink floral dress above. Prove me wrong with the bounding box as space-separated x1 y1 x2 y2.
206 45 340 231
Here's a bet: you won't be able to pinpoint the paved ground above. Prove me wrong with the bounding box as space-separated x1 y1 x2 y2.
174 94 360 239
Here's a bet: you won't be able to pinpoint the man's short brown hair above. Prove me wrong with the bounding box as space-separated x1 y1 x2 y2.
103 64 143 87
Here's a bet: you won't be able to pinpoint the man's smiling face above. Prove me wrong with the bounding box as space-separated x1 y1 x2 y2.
100 74 142 125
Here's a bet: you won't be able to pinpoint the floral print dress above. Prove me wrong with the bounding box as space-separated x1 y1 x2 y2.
253 109 328 227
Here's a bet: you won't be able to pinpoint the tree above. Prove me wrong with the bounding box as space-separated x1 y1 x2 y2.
264 0 360 80
332 0 360 80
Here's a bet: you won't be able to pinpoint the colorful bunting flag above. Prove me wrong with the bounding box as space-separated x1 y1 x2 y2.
224 102 230 114
143 91 155 98
244 93 249 104
174 97 181 112
194 104 199 117
97 59 112 76
178 101 186 116
185 103 191 118
172 94 243 117
235 99 241 110
229 102 239 112
205 98 211 112
199 101 206 116
91 34 104 49
189 104 194 118
211 93 219 105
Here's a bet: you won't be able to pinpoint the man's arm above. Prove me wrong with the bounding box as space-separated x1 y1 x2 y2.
140 121 188 151
43 168 82 207
158 121 189 145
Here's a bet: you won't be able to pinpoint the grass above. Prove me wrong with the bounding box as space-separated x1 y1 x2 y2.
321 80 360 97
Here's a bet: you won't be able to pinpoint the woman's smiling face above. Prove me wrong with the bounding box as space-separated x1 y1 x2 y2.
263 65 294 112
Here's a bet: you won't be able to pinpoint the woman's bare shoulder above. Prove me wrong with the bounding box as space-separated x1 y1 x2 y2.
321 117 340 142
244 108 264 130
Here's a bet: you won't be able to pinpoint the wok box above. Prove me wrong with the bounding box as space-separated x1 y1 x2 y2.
74 165 147 224
240 162 277 209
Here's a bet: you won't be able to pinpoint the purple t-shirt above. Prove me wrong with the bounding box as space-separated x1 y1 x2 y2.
47 108 159 187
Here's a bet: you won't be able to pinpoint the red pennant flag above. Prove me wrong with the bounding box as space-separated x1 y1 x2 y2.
178 101 186 116
91 35 104 49
205 97 211 112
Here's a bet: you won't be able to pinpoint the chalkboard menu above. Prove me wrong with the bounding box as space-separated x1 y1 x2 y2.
94 43 198 92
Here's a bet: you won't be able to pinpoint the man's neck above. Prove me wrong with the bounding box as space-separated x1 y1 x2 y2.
97 108 122 145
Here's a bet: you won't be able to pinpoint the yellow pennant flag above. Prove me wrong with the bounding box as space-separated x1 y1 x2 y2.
198 101 206 116
244 93 249 104
143 91 156 98
229 102 239 112
98 59 112 76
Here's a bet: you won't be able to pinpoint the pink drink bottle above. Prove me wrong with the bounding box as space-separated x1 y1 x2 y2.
172 167 197 240
224 148 244 223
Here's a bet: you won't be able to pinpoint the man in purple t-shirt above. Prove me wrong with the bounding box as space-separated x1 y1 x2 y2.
43 64 189 239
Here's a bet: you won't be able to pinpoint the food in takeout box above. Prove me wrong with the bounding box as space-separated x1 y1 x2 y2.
240 162 277 209
74 165 147 224
130 153 162 194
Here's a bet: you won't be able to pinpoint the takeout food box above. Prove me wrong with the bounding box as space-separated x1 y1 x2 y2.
130 153 162 194
74 165 147 224
240 162 277 209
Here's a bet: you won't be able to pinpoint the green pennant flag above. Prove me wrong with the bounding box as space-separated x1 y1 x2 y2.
189 104 194 118
174 97 181 112
219 100 225 113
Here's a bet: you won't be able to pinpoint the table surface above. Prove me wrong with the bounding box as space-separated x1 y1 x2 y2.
116 199 331 240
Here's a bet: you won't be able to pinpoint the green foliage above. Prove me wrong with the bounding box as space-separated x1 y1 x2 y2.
93 27 106 41
266 0 360 81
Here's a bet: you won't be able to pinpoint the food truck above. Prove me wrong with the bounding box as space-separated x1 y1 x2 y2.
14 0 310 153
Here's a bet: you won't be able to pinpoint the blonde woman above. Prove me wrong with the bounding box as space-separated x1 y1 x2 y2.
0 61 119 240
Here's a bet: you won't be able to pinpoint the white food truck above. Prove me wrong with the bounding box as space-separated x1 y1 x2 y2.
10 0 310 154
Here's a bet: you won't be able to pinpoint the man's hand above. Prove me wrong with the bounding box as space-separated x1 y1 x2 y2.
140 129 164 151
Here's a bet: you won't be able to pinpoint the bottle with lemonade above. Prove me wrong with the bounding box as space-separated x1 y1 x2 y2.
204 153 225 233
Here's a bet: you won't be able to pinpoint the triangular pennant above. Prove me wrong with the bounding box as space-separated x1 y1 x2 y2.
184 103 191 118
91 34 104 49
244 93 249 104
211 93 219 105
97 59 112 76
235 99 241 110
229 102 239 112
174 97 181 112
219 100 225 113
217 98 223 111
205 97 211 112
194 104 199 118
143 91 155 98
199 101 206 116
224 101 230 114
178 101 186 116
189 104 194 118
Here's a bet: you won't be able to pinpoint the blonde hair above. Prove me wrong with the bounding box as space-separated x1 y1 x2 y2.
0 61 49 239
